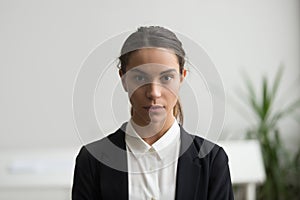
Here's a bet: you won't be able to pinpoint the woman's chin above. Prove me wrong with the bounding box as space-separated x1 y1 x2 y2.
149 111 168 123
133 116 166 127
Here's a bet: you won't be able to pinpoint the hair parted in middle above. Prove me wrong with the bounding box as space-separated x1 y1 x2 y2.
118 26 186 125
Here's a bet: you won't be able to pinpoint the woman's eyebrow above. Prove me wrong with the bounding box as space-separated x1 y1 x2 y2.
130 68 147 74
160 69 177 75
130 68 177 75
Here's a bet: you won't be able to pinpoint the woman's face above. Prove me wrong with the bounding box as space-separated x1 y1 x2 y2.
120 48 185 126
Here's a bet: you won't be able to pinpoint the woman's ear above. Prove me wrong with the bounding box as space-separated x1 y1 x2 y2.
119 69 128 92
180 69 187 82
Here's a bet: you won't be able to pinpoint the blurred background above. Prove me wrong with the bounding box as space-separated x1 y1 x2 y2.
0 0 299 199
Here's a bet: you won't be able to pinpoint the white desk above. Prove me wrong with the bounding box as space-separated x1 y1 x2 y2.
0 148 78 200
218 140 266 200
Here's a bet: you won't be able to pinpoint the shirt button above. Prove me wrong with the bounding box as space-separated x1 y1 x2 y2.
151 197 156 200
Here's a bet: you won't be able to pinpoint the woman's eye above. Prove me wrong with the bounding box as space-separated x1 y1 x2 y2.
134 75 146 82
161 75 173 82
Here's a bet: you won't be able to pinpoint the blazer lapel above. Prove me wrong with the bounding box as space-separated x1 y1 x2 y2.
98 124 202 200
99 124 129 200
175 127 202 200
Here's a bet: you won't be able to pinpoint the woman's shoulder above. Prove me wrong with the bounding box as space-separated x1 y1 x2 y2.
80 123 127 151
75 125 127 166
180 126 228 162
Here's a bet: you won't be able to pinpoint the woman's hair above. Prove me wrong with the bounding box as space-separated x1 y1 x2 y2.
118 26 185 125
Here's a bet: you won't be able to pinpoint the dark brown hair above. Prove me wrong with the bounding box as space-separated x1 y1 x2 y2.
118 26 185 125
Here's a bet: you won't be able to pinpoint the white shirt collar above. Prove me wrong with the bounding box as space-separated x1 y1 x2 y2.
125 118 180 160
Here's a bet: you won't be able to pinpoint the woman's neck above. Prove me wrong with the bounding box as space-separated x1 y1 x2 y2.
131 116 175 145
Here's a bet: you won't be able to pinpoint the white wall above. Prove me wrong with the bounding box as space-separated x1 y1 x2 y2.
1 0 299 152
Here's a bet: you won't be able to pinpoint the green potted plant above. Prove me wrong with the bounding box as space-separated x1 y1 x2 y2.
239 66 300 200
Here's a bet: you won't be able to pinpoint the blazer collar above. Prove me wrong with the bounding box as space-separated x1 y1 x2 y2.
175 126 202 200
97 123 128 200
102 123 201 200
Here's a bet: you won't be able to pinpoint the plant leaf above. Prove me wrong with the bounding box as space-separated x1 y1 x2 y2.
271 65 284 99
262 76 271 121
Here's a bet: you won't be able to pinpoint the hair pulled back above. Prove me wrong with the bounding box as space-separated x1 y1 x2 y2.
118 26 185 124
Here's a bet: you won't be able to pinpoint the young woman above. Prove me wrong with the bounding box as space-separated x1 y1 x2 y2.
72 26 234 200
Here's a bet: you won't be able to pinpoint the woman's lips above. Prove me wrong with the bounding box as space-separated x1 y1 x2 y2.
144 105 164 112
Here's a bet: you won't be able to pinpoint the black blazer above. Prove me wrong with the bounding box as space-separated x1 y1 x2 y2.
72 124 234 200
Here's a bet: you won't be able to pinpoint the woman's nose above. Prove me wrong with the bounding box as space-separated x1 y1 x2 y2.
146 83 162 99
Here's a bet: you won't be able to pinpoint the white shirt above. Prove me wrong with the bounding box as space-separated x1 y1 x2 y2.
125 119 181 200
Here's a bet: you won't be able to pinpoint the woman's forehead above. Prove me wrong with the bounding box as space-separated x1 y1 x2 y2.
126 63 180 76
126 48 180 72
